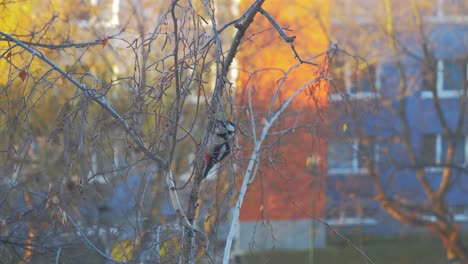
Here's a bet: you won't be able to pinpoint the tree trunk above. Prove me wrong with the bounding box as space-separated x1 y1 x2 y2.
440 230 468 264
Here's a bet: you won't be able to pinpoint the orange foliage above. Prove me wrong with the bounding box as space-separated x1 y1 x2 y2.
236 0 329 221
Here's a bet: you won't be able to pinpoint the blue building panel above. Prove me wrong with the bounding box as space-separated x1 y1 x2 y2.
326 1 468 234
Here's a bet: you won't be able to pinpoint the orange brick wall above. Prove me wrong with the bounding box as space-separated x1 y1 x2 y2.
236 0 329 221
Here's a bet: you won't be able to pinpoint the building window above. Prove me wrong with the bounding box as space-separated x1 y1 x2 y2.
443 60 465 91
330 0 383 24
328 139 354 172
421 134 438 164
437 0 467 18
326 205 378 226
422 0 467 23
422 204 468 223
422 59 467 98
329 54 346 95
420 133 467 169
330 59 379 100
328 137 377 174
77 0 120 28
351 64 376 94
451 205 468 222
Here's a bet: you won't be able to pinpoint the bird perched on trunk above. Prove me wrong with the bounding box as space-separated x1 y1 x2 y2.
202 120 235 179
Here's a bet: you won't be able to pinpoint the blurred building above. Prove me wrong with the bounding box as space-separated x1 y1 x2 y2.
234 0 466 258
234 0 330 254
325 0 468 236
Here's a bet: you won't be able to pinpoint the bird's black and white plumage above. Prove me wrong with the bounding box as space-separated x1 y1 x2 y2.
202 120 235 179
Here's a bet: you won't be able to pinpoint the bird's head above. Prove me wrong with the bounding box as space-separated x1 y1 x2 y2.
214 119 235 138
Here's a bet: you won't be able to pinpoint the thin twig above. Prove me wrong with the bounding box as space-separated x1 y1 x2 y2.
246 83 261 184
166 170 192 229
259 8 318 66
55 247 62 264
259 8 295 43
0 31 167 168
216 1 257 34
0 29 124 50
216 0 267 102
14 187 120 263
184 1 269 262
223 76 322 264
290 201 376 264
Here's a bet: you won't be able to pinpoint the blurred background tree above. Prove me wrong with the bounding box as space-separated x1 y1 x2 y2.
325 0 467 262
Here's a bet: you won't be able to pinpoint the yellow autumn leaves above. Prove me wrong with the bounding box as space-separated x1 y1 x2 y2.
111 237 181 261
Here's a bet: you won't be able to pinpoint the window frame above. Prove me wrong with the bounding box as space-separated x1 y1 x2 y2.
421 133 468 171
450 205 468 222
329 61 380 101
330 0 384 24
421 59 467 99
424 0 468 23
326 205 378 226
326 215 378 226
327 137 378 175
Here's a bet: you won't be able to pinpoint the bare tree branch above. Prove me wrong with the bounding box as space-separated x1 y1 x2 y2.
0 29 124 50
290 201 375 264
223 72 324 263
259 7 318 66
0 31 167 169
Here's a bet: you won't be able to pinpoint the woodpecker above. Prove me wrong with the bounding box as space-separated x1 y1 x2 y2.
202 120 235 179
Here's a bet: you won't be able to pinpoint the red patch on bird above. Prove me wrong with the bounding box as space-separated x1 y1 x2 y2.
204 153 210 164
